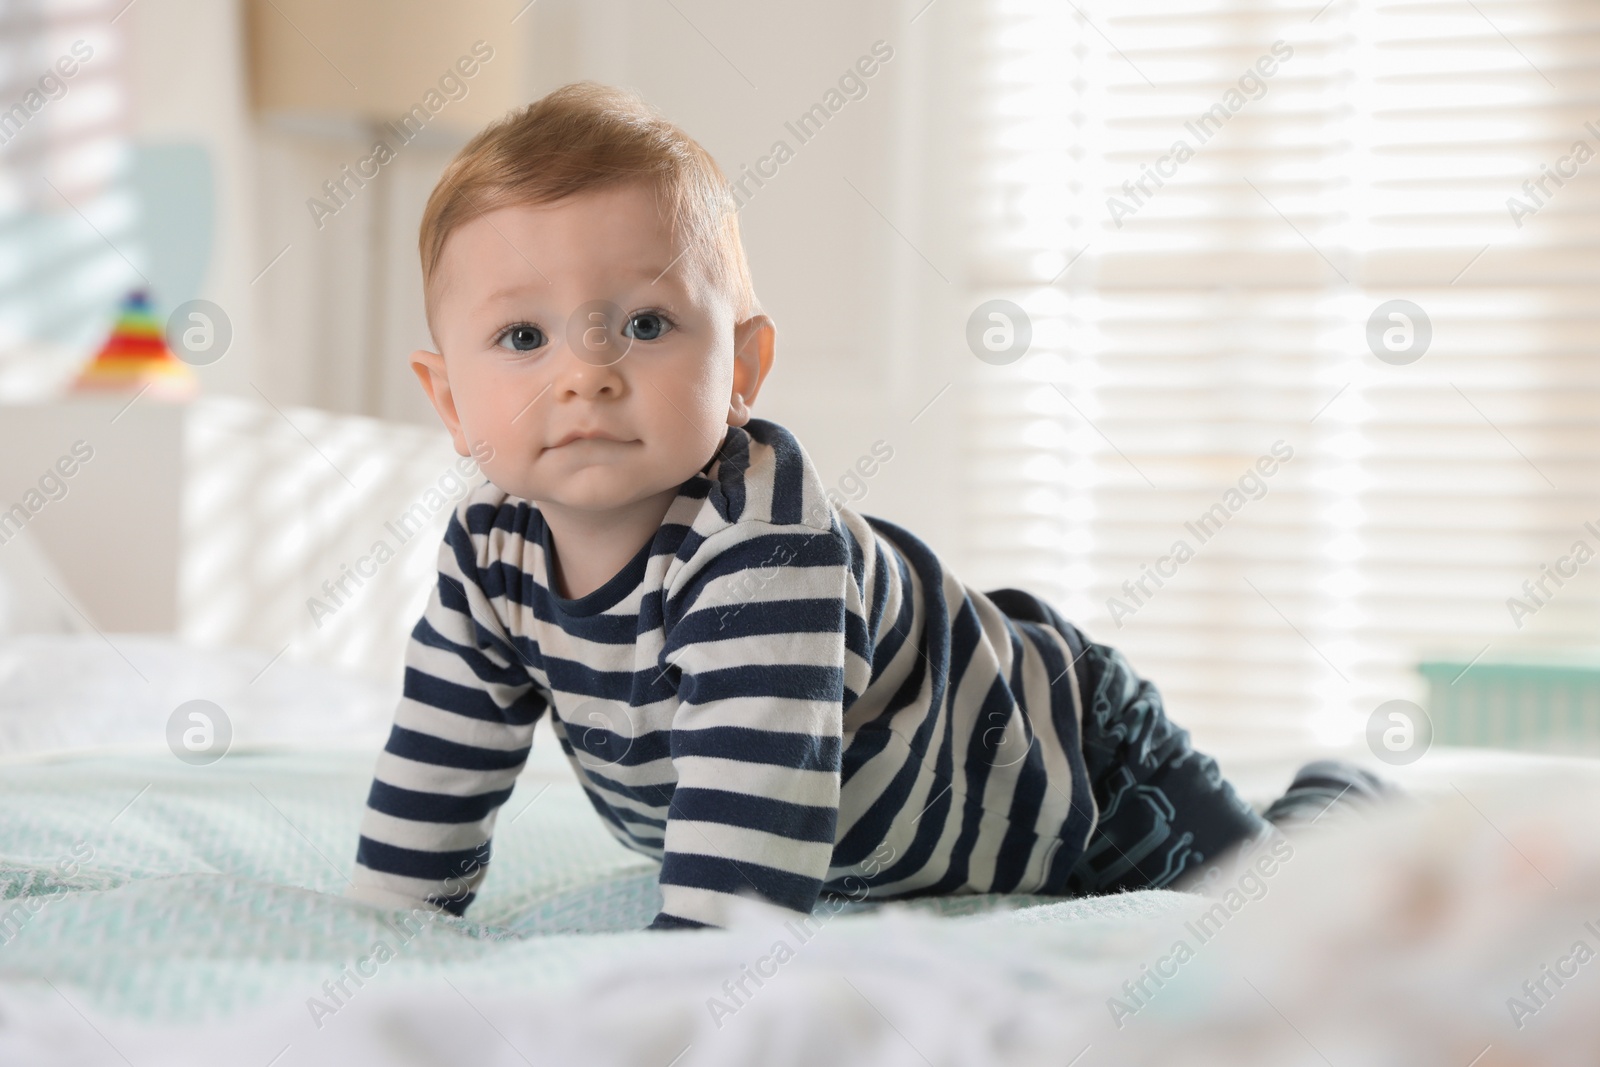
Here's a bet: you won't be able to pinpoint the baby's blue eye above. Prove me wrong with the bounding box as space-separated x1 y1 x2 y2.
497 324 546 352
624 312 670 342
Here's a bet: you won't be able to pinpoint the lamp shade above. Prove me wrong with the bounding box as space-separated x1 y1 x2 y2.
246 0 527 134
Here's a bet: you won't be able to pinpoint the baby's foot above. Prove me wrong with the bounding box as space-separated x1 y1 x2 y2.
1262 758 1402 829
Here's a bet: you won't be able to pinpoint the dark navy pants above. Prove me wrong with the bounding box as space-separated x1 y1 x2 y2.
986 589 1270 895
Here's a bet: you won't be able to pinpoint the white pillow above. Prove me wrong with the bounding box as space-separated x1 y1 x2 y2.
0 633 397 760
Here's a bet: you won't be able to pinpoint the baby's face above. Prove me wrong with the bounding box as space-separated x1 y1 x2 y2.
415 181 769 514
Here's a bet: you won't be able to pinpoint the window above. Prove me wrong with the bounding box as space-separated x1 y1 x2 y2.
0 0 132 398
961 0 1599 755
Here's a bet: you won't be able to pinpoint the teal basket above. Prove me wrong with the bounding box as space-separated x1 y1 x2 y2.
1419 658 1600 756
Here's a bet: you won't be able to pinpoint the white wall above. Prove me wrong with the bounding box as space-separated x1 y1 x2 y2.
125 0 259 399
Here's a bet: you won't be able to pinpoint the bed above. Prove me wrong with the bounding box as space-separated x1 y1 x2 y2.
3 632 1599 1066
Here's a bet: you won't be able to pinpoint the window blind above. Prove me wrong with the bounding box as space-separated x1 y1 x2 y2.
958 0 1600 757
0 0 132 399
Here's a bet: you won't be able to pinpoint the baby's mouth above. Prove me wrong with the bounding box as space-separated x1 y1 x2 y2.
546 437 640 453
549 430 632 448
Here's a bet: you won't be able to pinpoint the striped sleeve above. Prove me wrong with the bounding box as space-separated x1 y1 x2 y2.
650 521 849 929
347 506 547 916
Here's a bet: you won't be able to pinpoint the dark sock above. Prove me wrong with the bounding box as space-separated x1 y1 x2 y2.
1262 759 1401 829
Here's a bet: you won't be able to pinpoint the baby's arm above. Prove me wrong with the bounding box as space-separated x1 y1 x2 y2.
348 506 547 915
651 522 850 929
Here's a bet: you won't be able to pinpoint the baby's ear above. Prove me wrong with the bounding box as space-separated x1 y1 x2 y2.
410 349 472 457
729 314 776 425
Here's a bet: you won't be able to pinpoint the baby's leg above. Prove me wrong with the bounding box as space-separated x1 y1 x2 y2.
1259 759 1401 829
1061 639 1271 895
1057 634 1402 896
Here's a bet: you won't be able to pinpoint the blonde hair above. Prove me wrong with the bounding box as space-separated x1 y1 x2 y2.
418 82 757 334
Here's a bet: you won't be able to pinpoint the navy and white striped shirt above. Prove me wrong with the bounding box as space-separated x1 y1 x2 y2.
350 418 1098 929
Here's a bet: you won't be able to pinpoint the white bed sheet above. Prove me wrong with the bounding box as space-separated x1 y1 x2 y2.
5 634 1600 1066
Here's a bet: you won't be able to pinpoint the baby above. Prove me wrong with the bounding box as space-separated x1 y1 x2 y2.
347 83 1389 930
